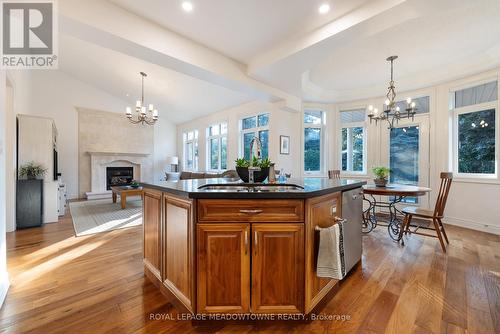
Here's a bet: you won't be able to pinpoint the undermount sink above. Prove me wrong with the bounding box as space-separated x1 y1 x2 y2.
197 183 304 192
198 185 250 192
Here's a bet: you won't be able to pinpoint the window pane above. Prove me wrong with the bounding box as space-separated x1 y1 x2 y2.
242 116 257 130
259 130 269 159
221 122 227 135
304 128 321 172
304 110 323 124
352 127 364 172
243 132 255 160
210 138 219 170
341 127 364 172
221 137 227 170
341 128 347 171
194 141 199 170
258 114 269 127
455 81 498 108
458 109 496 174
390 126 419 203
395 96 430 114
187 131 194 140
186 142 193 169
194 130 198 139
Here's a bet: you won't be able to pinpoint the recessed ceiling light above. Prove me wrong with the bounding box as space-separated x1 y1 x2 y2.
182 1 193 12
318 3 330 14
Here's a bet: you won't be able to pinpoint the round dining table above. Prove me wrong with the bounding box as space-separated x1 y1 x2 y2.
362 184 431 240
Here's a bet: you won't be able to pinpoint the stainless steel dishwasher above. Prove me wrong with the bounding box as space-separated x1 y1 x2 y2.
341 188 363 273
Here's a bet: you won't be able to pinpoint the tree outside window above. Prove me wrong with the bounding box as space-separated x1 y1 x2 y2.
304 110 325 173
207 123 227 171
240 114 269 160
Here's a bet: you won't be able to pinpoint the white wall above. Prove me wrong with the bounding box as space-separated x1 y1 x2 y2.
0 70 10 306
8 70 176 199
5 79 15 233
177 101 302 178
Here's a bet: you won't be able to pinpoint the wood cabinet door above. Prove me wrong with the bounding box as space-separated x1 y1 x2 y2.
251 223 304 313
305 192 341 313
163 195 194 312
197 223 250 314
143 189 162 280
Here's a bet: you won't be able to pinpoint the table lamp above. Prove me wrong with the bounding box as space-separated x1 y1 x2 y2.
166 156 179 172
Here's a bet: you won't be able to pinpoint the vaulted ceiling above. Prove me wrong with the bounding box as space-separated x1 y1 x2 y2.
56 0 500 123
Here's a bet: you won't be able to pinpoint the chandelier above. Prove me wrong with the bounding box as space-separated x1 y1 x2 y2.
125 72 158 125
367 56 417 129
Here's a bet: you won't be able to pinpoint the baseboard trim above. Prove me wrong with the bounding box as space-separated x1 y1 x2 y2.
444 216 500 235
0 271 10 308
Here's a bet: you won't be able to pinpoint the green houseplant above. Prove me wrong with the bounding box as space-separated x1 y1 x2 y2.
19 162 47 180
235 157 272 183
372 166 390 187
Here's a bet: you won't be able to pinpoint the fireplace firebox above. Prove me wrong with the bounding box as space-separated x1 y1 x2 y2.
106 167 133 190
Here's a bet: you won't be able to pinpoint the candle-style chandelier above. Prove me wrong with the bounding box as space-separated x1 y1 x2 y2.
125 72 158 125
367 56 417 129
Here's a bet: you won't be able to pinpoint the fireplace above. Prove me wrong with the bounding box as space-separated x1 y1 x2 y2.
106 167 133 190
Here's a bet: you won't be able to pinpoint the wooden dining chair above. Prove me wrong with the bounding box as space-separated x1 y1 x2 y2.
399 172 453 252
328 170 341 179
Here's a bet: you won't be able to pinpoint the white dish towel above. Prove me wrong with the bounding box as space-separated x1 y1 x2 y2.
316 222 346 280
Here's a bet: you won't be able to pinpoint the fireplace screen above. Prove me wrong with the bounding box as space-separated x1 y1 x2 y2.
106 167 133 190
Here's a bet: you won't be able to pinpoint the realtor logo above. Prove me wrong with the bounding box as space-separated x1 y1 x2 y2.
1 0 58 68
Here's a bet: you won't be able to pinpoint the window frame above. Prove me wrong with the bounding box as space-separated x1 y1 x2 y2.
338 108 367 176
303 109 326 176
182 130 199 172
239 113 269 160
451 100 498 179
206 122 228 172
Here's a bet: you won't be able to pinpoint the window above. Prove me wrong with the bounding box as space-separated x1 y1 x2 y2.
451 81 498 177
240 113 269 160
390 126 420 203
207 123 228 171
183 130 198 171
304 110 325 173
340 109 365 173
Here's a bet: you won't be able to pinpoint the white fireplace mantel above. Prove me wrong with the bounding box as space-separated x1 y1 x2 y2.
86 151 152 199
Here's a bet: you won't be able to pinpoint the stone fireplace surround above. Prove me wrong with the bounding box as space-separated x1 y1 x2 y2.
85 151 151 200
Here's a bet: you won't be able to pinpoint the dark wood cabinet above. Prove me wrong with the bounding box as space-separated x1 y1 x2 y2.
197 223 250 314
163 195 194 312
305 192 341 313
251 223 304 313
142 190 353 317
143 189 162 280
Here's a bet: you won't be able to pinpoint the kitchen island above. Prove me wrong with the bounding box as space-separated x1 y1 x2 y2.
140 178 366 316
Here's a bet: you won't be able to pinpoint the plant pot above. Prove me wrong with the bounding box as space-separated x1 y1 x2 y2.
27 175 37 180
374 178 388 187
236 167 270 183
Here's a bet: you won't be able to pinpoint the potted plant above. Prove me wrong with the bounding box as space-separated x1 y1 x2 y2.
235 157 272 183
372 166 391 187
19 162 47 180
130 180 140 188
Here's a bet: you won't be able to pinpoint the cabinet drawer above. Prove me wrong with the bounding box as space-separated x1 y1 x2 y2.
197 199 304 223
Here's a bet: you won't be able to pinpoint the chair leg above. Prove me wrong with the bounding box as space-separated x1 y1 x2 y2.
432 218 447 252
405 215 413 235
438 218 449 244
399 214 408 243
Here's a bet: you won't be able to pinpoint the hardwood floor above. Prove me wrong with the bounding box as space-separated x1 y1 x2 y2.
0 210 498 333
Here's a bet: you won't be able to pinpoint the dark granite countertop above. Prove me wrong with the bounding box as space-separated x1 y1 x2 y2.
140 177 366 199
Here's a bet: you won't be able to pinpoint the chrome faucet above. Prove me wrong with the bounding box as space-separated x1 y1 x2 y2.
248 137 262 184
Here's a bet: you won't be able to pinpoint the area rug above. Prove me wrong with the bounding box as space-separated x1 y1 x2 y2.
69 198 142 236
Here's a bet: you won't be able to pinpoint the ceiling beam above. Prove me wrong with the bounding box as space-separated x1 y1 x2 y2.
59 0 302 112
